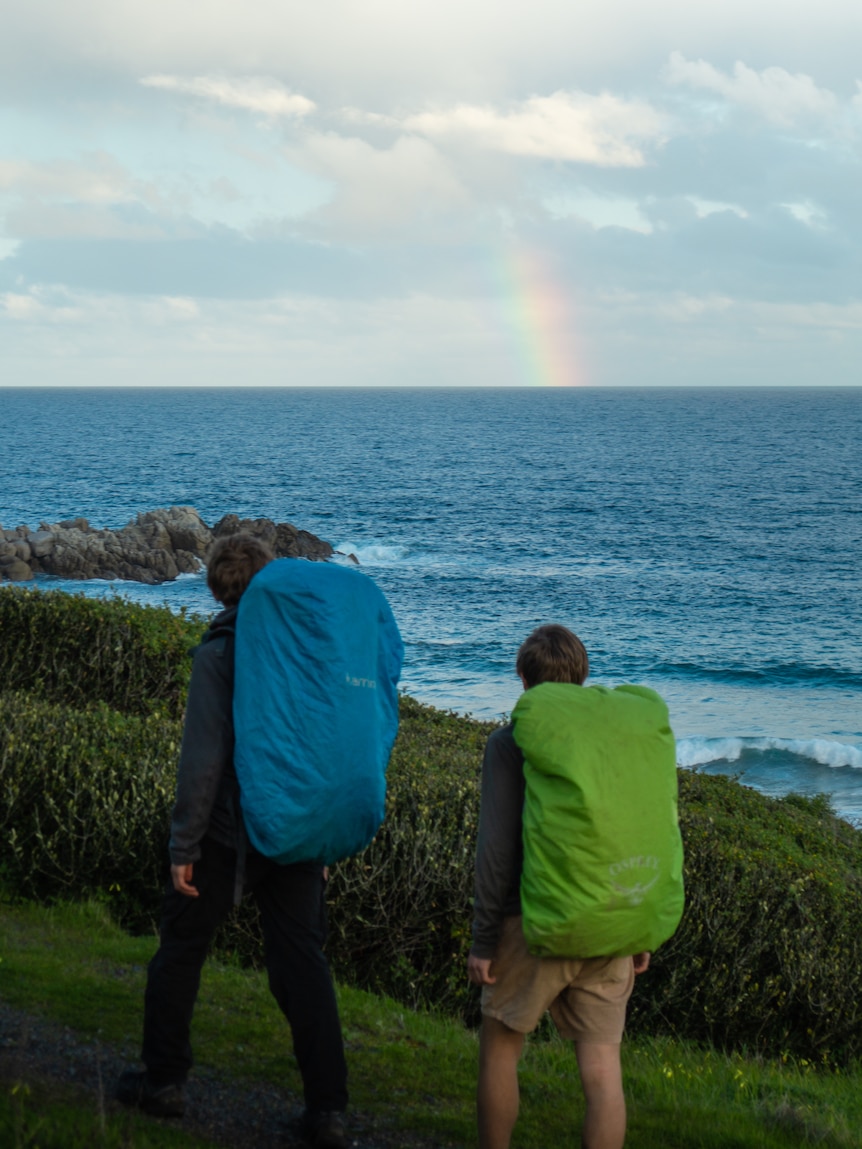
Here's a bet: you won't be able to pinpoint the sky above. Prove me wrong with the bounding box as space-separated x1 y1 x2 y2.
2 0 862 387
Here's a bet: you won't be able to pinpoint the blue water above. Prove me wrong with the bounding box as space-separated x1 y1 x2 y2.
2 387 861 820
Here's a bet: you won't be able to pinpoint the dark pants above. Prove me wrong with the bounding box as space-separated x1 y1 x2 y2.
143 837 348 1113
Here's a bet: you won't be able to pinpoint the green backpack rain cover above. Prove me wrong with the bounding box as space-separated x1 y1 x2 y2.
512 681 684 959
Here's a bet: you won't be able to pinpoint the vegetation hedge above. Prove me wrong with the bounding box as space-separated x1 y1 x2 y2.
325 696 490 1013
0 587 203 719
4 590 862 1063
633 772 862 1064
0 691 179 920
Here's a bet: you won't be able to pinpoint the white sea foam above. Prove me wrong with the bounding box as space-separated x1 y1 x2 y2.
676 736 862 771
676 737 746 767
333 541 409 566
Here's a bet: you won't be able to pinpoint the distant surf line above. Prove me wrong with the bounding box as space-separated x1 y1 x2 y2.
676 735 862 772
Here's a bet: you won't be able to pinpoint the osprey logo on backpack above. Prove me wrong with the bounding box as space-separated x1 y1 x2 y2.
609 857 661 906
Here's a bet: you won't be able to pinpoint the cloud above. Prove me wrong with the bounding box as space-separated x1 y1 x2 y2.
0 286 534 387
141 75 315 119
4 203 177 242
6 279 862 390
0 155 183 241
6 0 862 117
2 292 46 321
4 4 862 388
1 285 88 324
666 52 838 127
544 191 653 233
781 201 828 228
0 155 156 206
688 198 748 221
403 91 665 166
292 133 467 235
0 231 397 299
0 153 195 241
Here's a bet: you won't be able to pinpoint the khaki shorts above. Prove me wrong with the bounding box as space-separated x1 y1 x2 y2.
481 915 634 1043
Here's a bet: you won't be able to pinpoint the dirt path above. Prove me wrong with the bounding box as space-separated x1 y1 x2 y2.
0 1002 452 1149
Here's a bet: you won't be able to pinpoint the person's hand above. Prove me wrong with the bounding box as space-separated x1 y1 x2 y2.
632 951 651 974
467 954 496 986
171 863 199 897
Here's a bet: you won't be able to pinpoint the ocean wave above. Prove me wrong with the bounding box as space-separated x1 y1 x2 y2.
652 660 862 690
652 661 859 684
333 541 410 566
676 736 862 771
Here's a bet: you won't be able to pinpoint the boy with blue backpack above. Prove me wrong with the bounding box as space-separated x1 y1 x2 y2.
117 533 402 1149
468 625 683 1149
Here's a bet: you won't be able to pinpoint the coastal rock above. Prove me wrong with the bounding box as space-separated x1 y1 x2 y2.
0 557 33 582
26 531 56 559
4 506 333 586
159 506 211 557
212 514 334 560
175 549 201 574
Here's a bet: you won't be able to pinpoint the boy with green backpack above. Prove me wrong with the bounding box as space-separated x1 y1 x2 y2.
467 625 684 1149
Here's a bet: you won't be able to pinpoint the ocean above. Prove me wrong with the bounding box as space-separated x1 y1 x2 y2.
2 386 860 821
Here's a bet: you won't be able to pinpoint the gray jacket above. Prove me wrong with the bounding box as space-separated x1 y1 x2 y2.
471 724 525 959
169 606 242 866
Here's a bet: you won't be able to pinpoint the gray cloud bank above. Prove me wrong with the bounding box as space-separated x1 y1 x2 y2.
2 1 862 385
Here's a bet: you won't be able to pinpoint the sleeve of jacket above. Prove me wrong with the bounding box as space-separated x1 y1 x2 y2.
168 636 234 866
471 725 525 959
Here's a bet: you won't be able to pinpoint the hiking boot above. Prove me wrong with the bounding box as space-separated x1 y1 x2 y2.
115 1069 186 1118
300 1108 349 1148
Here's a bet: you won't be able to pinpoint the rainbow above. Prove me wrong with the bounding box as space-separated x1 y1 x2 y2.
493 244 586 387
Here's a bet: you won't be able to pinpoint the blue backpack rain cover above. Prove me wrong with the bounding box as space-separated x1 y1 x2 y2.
233 558 404 865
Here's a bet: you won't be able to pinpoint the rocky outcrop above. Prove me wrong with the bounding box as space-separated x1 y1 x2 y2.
210 514 332 561
0 507 334 586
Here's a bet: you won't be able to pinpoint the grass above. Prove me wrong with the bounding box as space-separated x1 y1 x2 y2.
1 1081 221 1149
2 901 862 1147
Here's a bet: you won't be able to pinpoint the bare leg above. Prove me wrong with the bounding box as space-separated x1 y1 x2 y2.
575 1042 626 1149
477 1016 526 1149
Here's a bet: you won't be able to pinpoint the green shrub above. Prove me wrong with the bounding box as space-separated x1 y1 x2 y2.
335 714 862 1063
0 690 179 924
6 589 862 1063
326 696 492 1015
0 587 204 719
629 770 862 1063
189 730 862 1062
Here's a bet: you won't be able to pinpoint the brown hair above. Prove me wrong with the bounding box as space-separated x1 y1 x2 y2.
206 532 273 607
516 624 589 689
